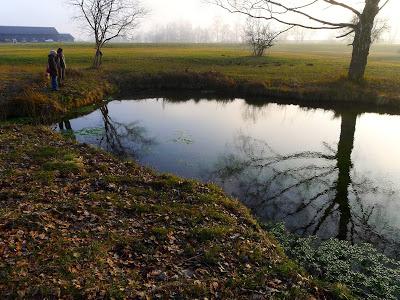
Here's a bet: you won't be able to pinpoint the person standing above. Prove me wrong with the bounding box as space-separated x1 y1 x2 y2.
47 50 58 91
56 48 66 86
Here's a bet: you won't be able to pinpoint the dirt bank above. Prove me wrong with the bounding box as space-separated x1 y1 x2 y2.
2 69 400 122
0 125 350 298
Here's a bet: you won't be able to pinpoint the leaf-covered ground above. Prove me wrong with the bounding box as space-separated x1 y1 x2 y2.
0 125 347 299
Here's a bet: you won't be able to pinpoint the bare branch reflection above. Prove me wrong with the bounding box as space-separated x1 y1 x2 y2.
63 105 158 160
208 112 400 257
97 105 158 159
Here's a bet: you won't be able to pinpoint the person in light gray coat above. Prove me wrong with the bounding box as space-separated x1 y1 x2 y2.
47 50 58 91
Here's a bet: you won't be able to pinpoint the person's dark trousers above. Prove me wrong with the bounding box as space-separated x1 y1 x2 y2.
51 75 58 91
57 68 65 86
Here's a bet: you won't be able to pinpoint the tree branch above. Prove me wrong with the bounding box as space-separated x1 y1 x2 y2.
211 0 356 30
322 0 361 16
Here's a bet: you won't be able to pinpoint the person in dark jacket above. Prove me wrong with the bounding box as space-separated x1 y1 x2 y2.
48 50 58 91
56 48 66 86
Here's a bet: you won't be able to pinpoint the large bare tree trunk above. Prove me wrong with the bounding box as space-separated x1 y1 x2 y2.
348 0 380 81
93 48 103 69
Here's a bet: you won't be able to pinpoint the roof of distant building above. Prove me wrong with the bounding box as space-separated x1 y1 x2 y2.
0 26 59 35
58 33 74 39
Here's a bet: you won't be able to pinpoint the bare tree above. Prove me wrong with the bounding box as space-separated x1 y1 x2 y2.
212 16 223 42
137 21 242 43
342 16 390 44
371 18 390 43
244 18 292 56
291 27 308 42
211 0 391 81
70 0 147 68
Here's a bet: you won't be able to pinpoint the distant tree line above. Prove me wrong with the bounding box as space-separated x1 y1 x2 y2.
134 18 244 43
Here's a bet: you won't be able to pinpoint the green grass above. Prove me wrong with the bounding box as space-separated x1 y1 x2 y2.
151 226 170 240
1 42 400 120
191 225 231 242
1 42 399 82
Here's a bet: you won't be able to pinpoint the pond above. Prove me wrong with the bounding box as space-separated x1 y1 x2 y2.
57 97 400 258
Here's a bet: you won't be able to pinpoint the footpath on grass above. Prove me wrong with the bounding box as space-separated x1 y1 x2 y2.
0 125 350 299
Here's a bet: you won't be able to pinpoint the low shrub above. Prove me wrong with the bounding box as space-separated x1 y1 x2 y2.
268 223 400 300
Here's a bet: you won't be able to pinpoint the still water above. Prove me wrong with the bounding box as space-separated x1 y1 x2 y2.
58 98 400 257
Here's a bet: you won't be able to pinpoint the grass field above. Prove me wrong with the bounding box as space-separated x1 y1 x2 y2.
1 42 400 119
1 42 400 82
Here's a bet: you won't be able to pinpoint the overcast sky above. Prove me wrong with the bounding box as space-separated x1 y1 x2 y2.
0 0 399 41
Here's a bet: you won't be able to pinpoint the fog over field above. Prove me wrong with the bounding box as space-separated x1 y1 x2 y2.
0 0 399 42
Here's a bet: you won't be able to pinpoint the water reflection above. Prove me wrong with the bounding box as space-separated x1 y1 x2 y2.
59 105 157 159
208 111 399 257
58 119 76 139
335 112 355 241
59 120 72 131
98 105 158 159
58 98 400 258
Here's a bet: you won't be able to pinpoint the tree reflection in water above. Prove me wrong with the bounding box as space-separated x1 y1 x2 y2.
60 105 157 160
209 111 400 257
98 105 157 159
